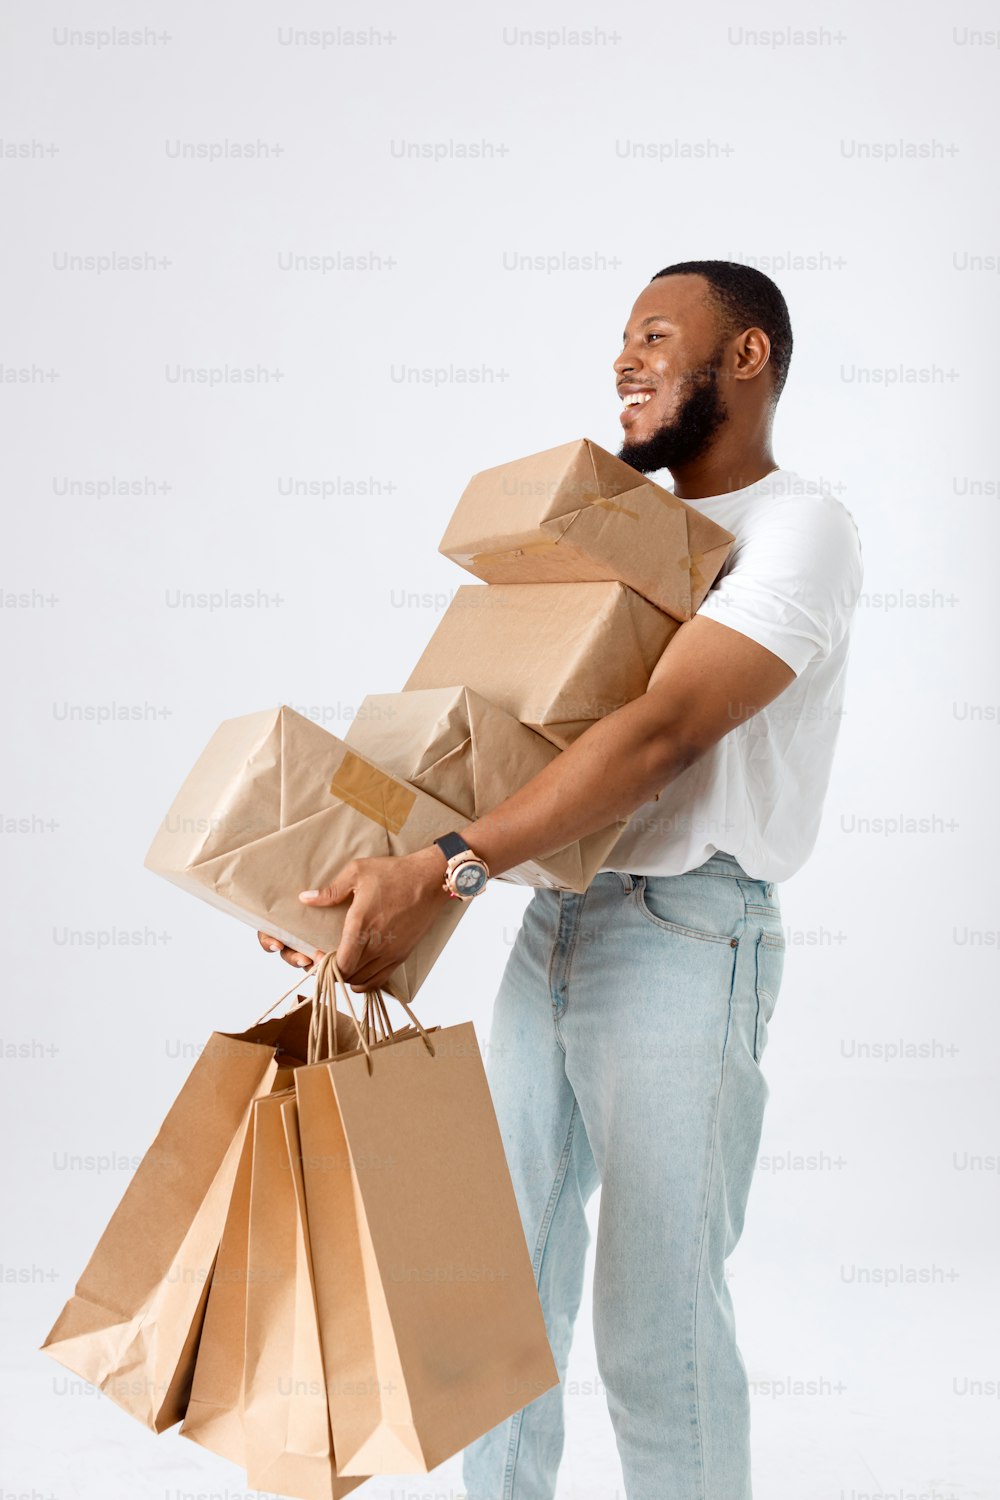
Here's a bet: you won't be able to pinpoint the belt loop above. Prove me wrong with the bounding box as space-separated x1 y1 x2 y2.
618 872 635 892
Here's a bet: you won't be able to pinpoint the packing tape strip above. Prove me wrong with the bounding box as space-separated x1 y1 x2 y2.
467 539 561 566
328 749 416 834
687 549 709 605
587 497 640 519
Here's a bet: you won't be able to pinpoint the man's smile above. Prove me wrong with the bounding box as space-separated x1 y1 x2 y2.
618 382 659 430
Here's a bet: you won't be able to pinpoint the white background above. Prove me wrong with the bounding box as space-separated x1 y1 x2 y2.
2 2 998 1498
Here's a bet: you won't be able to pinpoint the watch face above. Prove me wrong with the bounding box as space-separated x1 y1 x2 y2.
453 861 488 897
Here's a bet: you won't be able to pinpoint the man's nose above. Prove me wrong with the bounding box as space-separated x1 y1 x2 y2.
614 341 641 377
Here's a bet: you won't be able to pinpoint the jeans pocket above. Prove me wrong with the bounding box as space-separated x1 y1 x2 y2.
632 876 739 945
753 932 786 1062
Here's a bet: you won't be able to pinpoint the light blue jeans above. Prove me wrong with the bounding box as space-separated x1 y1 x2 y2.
462 851 786 1500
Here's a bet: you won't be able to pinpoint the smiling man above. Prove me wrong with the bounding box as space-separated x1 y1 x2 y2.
260 260 863 1500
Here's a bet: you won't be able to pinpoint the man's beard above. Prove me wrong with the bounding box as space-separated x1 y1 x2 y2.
618 353 728 475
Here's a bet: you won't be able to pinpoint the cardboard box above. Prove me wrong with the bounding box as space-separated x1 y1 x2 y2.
403 582 680 750
344 686 627 892
144 706 466 1002
438 438 734 621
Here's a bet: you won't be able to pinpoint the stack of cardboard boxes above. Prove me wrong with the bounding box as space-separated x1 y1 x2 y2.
145 439 734 1000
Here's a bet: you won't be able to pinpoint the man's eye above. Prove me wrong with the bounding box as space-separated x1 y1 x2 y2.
646 332 664 342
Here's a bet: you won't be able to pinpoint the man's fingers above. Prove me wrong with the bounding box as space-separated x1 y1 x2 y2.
343 945 400 990
279 945 316 969
299 864 357 908
257 930 314 968
346 963 399 993
334 921 371 981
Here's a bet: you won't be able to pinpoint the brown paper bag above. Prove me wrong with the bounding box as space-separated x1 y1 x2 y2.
345 685 626 891
41 997 315 1432
143 705 468 1001
438 438 734 620
177 1117 256 1463
242 1089 367 1500
404 580 680 748
181 1003 362 1465
295 970 559 1476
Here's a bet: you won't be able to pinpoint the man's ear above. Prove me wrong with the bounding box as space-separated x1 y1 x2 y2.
733 326 772 382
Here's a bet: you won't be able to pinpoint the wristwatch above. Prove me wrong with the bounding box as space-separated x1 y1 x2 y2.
433 832 490 901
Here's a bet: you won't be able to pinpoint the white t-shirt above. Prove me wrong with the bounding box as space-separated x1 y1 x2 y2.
600 468 864 884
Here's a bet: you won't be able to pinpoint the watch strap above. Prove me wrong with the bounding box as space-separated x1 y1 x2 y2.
434 832 470 861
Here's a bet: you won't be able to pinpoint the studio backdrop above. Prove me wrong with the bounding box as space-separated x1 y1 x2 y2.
1 3 996 1498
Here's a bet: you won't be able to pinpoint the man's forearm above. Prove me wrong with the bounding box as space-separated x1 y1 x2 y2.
455 696 696 879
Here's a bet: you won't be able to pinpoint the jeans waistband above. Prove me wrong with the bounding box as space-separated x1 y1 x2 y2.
604 850 756 889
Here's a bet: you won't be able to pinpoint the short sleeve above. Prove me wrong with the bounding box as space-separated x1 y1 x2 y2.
695 496 864 676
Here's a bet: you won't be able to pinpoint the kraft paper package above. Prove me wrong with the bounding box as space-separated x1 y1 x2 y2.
40 999 316 1433
241 1091 366 1500
295 961 559 1477
180 1006 362 1466
404 581 681 749
143 705 468 1002
344 685 627 892
438 438 734 621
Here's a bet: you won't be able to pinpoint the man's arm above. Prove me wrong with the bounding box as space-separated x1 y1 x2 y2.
274 615 796 988
451 613 796 876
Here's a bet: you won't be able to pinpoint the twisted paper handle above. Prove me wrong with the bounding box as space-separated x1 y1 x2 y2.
306 950 369 1068
254 966 317 1027
314 952 437 1071
361 990 389 1046
254 950 436 1072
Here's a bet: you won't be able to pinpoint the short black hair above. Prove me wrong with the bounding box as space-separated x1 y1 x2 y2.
651 259 793 403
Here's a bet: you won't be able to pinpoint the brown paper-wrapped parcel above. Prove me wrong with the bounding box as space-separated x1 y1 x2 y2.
345 685 626 892
143 706 467 1002
404 581 680 749
438 438 734 620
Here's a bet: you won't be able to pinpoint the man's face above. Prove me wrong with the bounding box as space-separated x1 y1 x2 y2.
615 274 729 474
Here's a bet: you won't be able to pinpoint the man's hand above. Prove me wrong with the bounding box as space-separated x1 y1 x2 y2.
256 846 451 992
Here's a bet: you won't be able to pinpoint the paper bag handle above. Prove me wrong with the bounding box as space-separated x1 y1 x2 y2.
248 963 345 1066
309 951 436 1072
362 990 390 1046
251 953 369 1064
254 968 317 1026
253 951 435 1072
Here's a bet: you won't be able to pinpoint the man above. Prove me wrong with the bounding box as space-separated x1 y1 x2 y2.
259 260 864 1499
